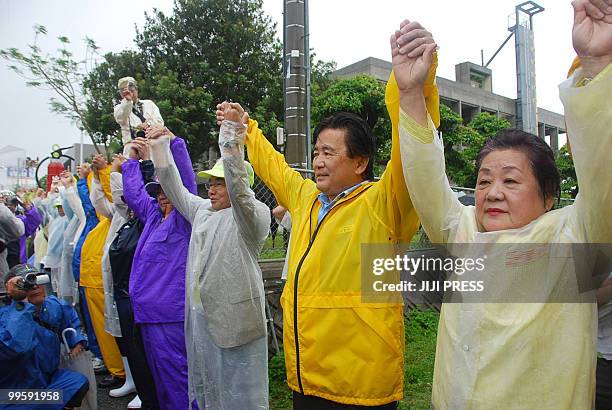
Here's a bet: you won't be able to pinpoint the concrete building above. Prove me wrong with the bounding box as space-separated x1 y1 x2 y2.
333 57 565 153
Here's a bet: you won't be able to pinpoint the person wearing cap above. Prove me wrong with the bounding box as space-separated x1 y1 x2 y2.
147 104 270 409
121 135 195 409
1 264 89 409
114 76 164 148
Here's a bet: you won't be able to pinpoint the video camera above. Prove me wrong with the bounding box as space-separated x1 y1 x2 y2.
15 272 50 291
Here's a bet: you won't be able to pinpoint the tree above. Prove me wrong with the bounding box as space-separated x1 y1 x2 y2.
439 109 511 187
0 25 107 155
131 0 283 160
311 75 390 173
555 145 577 197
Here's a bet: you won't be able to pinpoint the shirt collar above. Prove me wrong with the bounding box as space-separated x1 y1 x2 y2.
317 180 368 207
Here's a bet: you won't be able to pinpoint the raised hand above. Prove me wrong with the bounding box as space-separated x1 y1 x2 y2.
390 20 437 93
111 154 127 173
77 163 91 180
59 170 74 187
145 124 175 141
572 0 612 78
216 102 249 126
121 87 135 102
131 137 151 161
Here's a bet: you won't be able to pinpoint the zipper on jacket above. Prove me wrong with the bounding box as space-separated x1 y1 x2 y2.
292 186 372 394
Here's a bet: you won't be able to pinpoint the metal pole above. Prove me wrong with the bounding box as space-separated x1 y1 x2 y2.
304 0 311 170
283 0 307 167
79 130 84 167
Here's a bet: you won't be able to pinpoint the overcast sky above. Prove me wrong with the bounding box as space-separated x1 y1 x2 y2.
0 0 574 160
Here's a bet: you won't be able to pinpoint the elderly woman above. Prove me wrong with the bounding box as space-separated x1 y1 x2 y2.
147 104 269 409
390 1 611 408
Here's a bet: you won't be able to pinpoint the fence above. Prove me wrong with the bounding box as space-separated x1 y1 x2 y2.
250 170 576 261
253 169 578 353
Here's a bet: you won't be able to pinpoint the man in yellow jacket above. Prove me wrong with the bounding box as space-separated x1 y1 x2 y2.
216 38 439 408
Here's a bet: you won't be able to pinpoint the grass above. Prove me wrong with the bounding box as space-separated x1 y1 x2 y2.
260 234 288 260
268 309 439 409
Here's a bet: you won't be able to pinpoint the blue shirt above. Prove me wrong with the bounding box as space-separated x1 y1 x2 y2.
317 181 368 224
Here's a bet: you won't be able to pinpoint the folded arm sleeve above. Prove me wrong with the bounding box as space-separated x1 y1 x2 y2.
90 178 114 219
121 159 157 223
244 119 315 212
59 187 74 220
220 120 271 244
170 137 197 195
64 186 85 223
560 64 612 243
398 110 464 244
151 138 207 224
77 179 98 226
20 206 43 237
110 172 129 219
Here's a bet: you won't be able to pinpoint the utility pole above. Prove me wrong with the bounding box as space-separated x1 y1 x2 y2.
283 0 310 168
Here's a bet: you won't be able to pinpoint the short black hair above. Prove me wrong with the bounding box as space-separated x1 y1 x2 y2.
476 129 560 203
313 112 376 180
3 264 40 284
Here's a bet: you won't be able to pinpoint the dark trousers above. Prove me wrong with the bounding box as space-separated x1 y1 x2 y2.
597 357 612 410
116 296 160 410
293 391 398 410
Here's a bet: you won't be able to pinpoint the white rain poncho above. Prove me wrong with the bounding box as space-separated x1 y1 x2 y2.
152 121 270 410
59 185 85 303
397 65 611 408
40 194 69 294
90 174 126 337
0 203 25 277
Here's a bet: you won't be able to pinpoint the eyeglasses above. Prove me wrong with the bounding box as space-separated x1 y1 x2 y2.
204 181 226 190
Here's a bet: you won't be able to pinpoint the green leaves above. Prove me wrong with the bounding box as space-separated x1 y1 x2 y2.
435 107 512 187
1 25 104 155
555 145 577 197
312 75 390 168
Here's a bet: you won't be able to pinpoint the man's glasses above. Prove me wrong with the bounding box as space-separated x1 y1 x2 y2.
204 181 226 190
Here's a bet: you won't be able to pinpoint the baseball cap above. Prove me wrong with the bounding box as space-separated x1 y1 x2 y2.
197 159 255 187
118 76 137 90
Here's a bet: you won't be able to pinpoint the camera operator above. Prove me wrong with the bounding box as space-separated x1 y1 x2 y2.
0 264 89 409
113 76 164 150
0 201 25 277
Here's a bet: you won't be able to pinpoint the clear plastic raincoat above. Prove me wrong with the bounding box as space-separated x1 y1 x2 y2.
90 173 126 337
397 64 612 408
0 203 24 277
152 121 270 410
59 185 85 303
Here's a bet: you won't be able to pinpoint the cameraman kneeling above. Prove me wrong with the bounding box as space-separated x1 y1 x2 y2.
0 264 89 409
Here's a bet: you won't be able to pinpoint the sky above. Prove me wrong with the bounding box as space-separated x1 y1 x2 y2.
0 0 575 160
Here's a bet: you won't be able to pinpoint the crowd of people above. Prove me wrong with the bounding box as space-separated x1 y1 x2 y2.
0 0 610 409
